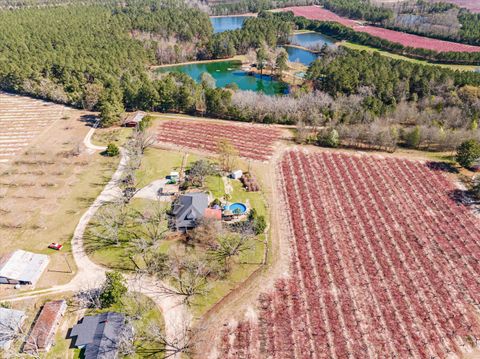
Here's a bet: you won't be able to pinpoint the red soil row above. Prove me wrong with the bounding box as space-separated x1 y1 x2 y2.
219 150 480 358
156 120 281 161
281 5 480 53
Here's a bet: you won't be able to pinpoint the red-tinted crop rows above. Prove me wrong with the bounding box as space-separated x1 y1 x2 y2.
219 150 480 358
156 120 281 161
281 5 480 52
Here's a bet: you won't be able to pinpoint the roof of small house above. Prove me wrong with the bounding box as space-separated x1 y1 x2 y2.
0 250 49 284
204 208 222 220
172 192 209 229
0 308 26 349
24 300 67 352
123 111 146 125
70 312 128 359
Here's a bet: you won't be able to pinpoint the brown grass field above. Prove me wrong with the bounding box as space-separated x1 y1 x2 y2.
0 92 118 292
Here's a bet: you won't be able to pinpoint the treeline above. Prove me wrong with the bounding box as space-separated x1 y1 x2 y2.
0 0 212 106
291 15 480 65
206 11 293 58
209 0 313 15
320 0 393 23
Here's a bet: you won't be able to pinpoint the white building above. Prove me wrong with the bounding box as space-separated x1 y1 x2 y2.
230 170 243 180
0 250 49 286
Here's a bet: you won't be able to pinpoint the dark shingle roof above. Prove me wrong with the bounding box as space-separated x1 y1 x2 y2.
70 312 127 359
172 192 208 229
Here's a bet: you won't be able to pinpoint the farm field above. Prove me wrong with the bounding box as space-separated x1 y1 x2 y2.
280 6 480 53
434 0 480 13
342 42 480 71
218 150 480 358
0 92 67 163
0 93 118 290
156 119 282 161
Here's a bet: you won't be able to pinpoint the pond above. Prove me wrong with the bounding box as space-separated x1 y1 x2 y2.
289 32 334 49
156 60 289 95
211 16 250 33
285 46 318 66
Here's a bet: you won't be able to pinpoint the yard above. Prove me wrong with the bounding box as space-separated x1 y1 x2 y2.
84 146 270 317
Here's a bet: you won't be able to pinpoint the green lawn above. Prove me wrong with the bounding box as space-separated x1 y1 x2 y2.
341 42 479 72
205 175 225 199
91 127 132 147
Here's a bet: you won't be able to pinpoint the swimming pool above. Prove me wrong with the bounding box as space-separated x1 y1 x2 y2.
226 202 247 214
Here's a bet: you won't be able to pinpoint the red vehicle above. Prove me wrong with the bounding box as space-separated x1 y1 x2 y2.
48 243 63 250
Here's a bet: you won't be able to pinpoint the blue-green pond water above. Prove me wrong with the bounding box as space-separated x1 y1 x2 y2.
156 60 288 95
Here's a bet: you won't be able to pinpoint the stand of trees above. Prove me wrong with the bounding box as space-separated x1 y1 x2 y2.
209 0 313 15
320 0 393 23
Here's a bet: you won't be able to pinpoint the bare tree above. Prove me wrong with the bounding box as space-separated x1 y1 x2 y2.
156 255 211 306
89 201 129 247
217 139 238 173
208 233 254 271
73 284 103 310
141 318 201 359
132 128 156 155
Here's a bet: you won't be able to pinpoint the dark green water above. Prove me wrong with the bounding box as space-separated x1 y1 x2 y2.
157 60 288 95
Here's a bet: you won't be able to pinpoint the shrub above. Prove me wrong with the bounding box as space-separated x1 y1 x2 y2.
100 271 127 308
404 126 421 148
138 115 153 132
456 139 480 168
317 128 339 148
105 143 120 157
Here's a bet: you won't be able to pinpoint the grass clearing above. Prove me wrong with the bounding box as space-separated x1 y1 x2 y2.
91 127 132 147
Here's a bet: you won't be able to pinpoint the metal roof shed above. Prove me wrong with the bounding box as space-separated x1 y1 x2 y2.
0 250 49 286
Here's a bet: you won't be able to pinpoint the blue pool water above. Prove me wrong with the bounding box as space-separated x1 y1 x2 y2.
227 202 247 214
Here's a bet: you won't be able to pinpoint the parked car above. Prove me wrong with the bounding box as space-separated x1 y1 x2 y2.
48 243 63 250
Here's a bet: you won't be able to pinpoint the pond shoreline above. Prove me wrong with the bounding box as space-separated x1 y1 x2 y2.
150 55 246 69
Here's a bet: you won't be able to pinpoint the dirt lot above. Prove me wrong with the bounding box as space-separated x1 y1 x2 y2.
0 93 118 293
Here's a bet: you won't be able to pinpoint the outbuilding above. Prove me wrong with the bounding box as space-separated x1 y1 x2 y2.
122 111 146 127
0 250 49 286
0 308 26 351
24 300 67 354
230 170 243 180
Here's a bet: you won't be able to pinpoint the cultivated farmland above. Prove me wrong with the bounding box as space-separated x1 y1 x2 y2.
0 92 67 163
281 6 480 52
218 150 480 358
156 120 282 161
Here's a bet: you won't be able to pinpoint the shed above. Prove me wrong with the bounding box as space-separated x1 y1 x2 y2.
204 208 222 221
171 192 209 231
230 170 243 180
0 250 49 286
24 300 67 353
122 111 146 127
69 312 131 359
0 308 26 351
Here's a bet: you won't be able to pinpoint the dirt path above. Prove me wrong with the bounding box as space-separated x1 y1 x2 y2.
2 126 191 358
195 147 293 358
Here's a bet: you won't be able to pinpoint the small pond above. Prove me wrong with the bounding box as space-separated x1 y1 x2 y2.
211 16 251 33
156 60 289 95
289 32 334 49
285 46 318 66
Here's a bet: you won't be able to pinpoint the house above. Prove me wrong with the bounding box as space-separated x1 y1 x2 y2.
69 312 131 359
171 192 209 231
0 250 49 286
230 170 243 180
122 111 146 127
24 300 67 354
0 308 26 351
